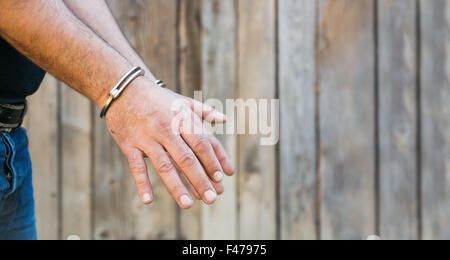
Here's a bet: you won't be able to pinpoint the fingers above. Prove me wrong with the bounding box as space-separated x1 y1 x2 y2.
124 148 153 204
209 135 235 176
188 100 234 176
161 135 218 205
179 170 201 200
144 142 194 209
212 180 224 195
179 112 225 183
191 99 226 123
178 165 223 199
167 150 216 200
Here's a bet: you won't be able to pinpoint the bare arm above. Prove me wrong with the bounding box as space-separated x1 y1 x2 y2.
62 0 155 80
0 0 128 106
63 0 217 111
0 0 234 208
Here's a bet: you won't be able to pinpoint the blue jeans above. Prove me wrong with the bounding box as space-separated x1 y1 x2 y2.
0 128 36 240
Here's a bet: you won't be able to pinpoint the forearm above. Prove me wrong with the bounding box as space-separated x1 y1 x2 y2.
0 0 233 208
63 0 155 81
0 0 132 107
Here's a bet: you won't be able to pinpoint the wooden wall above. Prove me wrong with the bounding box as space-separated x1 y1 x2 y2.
23 0 450 240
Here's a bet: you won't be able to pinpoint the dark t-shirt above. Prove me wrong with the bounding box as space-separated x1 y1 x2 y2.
0 37 45 104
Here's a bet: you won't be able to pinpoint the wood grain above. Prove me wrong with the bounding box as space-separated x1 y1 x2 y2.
279 0 317 240
25 74 60 240
238 0 277 240
92 109 135 240
22 0 450 240
378 0 419 240
179 0 203 98
318 0 376 240
200 0 238 240
94 0 141 240
177 0 204 240
61 86 92 240
97 0 178 240
420 0 450 240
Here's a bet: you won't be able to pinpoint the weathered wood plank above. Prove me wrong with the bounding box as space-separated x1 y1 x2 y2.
25 74 60 240
238 0 277 240
25 0 450 241
93 0 136 240
178 0 239 240
177 0 204 240
420 0 450 240
179 0 202 98
61 86 92 240
98 0 178 240
92 110 135 240
279 0 317 240
318 0 376 240
378 0 419 240
200 0 238 240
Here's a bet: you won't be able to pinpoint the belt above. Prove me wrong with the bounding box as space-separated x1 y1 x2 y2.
0 101 27 132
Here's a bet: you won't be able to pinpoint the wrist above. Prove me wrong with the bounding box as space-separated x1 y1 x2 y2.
98 69 150 118
128 57 155 82
95 64 147 108
97 67 148 109
103 75 157 119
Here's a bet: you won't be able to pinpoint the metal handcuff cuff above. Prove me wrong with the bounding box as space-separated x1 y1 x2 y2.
100 66 166 118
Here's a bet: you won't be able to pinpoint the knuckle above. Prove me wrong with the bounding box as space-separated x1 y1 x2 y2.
128 154 149 187
156 160 175 175
149 112 173 133
193 179 211 192
170 186 185 197
134 172 149 187
209 138 218 149
178 152 197 168
136 181 150 191
130 161 147 176
155 119 172 133
192 136 209 154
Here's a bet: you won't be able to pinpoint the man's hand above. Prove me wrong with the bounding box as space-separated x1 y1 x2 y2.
61 0 236 207
0 0 235 208
105 76 235 208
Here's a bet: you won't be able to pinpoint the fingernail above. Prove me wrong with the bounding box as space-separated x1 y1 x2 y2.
213 171 224 182
180 195 193 208
143 193 152 203
214 111 227 121
204 190 217 204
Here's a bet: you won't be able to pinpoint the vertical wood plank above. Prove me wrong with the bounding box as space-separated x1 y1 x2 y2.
96 0 178 240
61 86 92 240
90 0 132 240
200 0 238 240
179 0 203 98
92 112 134 240
25 75 60 240
378 0 418 240
421 0 450 240
177 0 203 240
238 0 277 240
279 0 317 240
318 0 376 240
